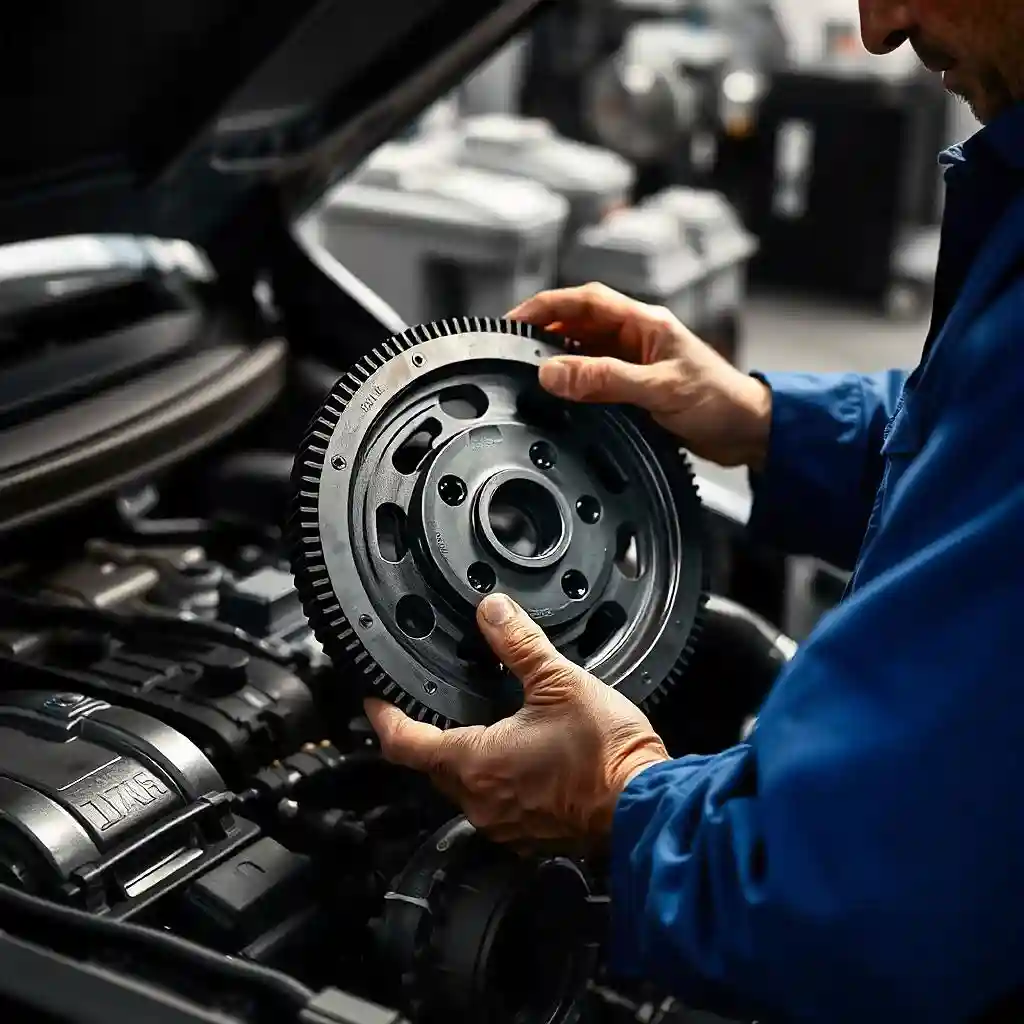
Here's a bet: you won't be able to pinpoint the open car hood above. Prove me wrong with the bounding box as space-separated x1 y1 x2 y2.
0 0 547 249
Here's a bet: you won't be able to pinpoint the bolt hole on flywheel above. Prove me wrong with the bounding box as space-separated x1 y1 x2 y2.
288 318 707 728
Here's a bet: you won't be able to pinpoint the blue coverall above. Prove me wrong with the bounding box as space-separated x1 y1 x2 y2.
610 104 1024 1022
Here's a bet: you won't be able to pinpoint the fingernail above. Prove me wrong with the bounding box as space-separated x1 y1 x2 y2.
479 593 515 626
539 360 569 395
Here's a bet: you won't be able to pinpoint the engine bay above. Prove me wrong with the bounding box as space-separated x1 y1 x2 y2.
0 478 714 1024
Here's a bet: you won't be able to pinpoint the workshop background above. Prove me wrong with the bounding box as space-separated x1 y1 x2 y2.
301 0 977 642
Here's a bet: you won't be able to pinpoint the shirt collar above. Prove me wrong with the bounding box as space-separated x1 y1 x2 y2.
940 100 1024 171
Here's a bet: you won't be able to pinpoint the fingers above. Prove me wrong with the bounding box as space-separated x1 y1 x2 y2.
364 698 448 771
506 283 639 350
538 354 669 408
507 282 623 323
476 594 585 702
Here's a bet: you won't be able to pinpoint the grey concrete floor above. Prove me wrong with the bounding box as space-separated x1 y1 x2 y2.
739 292 929 375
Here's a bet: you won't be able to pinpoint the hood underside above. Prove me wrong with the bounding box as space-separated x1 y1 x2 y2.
0 0 549 249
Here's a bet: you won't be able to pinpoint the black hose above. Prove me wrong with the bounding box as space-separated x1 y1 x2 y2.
0 882 314 1011
0 585 294 667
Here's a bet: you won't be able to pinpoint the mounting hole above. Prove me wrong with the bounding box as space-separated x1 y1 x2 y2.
376 504 408 563
439 384 489 420
575 495 602 524
467 562 497 594
529 440 557 471
411 352 425 368
438 475 468 507
577 602 628 660
488 479 565 559
561 570 589 600
585 446 629 494
396 595 435 640
393 418 442 475
614 524 642 579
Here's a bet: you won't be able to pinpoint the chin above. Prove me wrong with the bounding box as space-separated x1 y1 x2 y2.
950 85 993 124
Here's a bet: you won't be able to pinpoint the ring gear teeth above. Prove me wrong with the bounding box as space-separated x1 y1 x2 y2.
288 317 707 729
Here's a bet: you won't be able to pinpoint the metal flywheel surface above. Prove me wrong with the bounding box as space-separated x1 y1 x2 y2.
289 318 706 728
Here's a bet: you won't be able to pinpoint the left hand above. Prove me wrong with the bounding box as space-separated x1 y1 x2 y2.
364 593 671 850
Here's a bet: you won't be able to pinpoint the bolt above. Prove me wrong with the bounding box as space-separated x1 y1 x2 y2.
331 454 347 470
48 693 82 709
424 681 438 695
358 614 374 629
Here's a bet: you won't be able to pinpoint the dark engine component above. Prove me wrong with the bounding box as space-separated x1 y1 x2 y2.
375 817 599 1024
0 690 257 914
0 544 318 784
289 317 706 728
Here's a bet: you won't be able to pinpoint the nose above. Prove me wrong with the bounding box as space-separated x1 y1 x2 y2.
859 0 914 55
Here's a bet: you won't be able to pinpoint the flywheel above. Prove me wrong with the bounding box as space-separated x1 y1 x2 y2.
288 318 706 728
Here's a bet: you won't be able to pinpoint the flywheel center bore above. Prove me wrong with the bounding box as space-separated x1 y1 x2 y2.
289 318 706 728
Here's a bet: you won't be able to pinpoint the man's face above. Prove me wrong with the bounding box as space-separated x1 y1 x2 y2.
859 0 1024 122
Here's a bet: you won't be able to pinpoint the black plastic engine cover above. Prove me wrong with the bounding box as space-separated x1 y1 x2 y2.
0 690 256 913
1 633 316 785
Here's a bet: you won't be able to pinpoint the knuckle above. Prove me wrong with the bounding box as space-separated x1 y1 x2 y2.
578 281 612 318
645 304 680 330
538 661 582 693
376 723 406 763
502 621 546 665
573 359 610 397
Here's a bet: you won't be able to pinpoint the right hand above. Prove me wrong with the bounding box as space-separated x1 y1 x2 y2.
506 283 772 471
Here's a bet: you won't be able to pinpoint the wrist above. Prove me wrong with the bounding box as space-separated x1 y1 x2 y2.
729 373 773 472
590 750 671 838
621 756 668 789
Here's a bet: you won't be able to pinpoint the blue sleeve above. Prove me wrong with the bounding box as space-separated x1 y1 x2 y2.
746 370 908 570
609 335 1024 1022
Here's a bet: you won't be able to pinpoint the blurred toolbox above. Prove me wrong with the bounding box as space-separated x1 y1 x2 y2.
643 186 757 363
455 114 634 241
562 205 708 341
314 140 568 326
745 62 949 307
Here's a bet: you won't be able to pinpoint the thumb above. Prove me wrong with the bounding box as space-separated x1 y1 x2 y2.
539 355 667 409
476 594 586 703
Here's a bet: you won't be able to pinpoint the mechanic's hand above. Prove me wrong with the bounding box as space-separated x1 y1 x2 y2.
507 282 772 470
364 593 670 850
